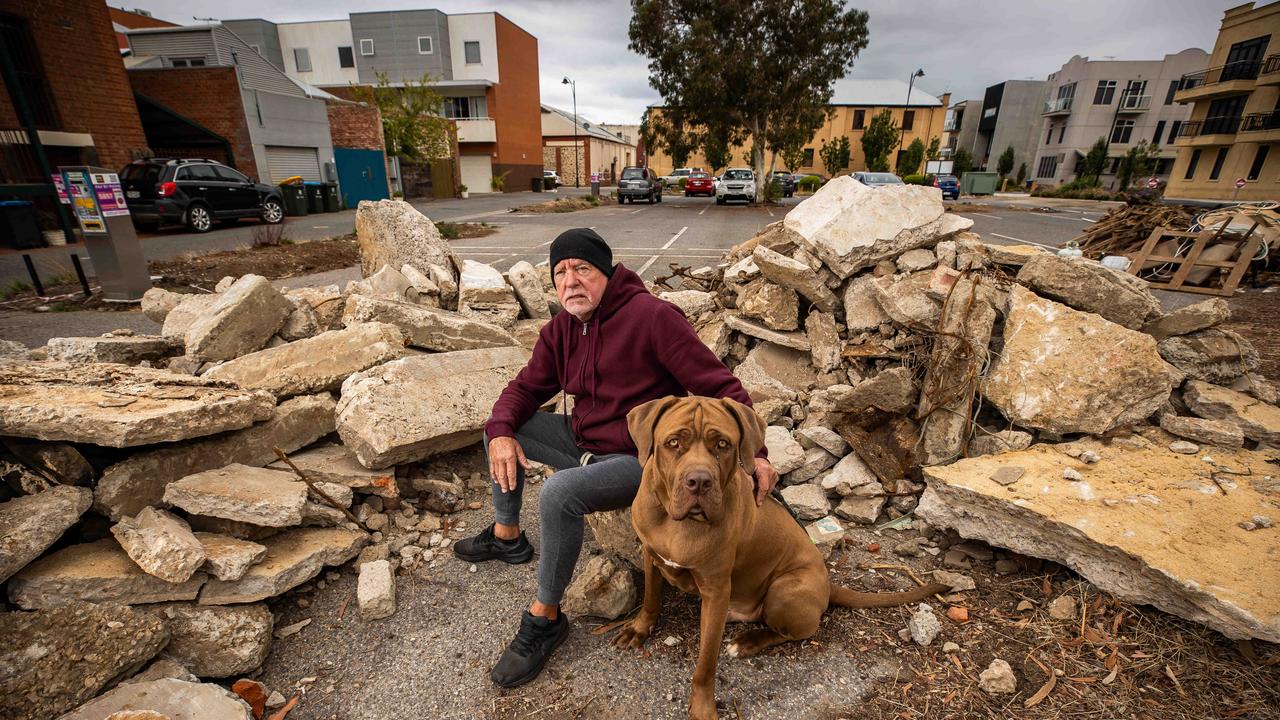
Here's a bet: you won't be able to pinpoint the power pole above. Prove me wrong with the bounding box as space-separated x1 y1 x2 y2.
563 77 579 188
898 69 924 172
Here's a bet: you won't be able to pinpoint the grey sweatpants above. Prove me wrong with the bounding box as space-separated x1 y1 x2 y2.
486 412 643 606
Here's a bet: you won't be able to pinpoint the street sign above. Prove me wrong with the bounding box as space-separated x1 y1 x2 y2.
1147 177 1159 189
1236 177 1247 189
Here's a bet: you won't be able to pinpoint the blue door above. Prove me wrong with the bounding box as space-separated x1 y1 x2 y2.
333 148 390 207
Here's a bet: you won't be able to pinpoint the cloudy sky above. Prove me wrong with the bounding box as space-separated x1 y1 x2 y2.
132 0 1239 124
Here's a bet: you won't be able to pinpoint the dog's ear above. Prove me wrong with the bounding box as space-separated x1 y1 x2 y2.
719 397 766 471
627 396 684 467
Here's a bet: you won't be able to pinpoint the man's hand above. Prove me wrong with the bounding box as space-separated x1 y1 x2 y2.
753 457 779 507
489 436 531 493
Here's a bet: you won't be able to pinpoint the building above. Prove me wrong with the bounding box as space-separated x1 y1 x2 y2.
541 105 634 185
968 80 1049 177
109 6 178 53
1032 49 1208 188
1166 2 1280 202
223 10 541 194
644 79 950 178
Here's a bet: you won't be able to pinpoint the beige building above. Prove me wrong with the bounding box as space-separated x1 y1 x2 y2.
644 79 950 177
541 105 634 185
1167 2 1280 202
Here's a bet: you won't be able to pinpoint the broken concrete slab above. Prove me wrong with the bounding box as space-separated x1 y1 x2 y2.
358 558 396 620
402 263 441 303
723 313 811 351
165 464 309 527
805 310 842 373
735 278 799 330
349 264 418 303
1 437 94 484
985 244 1049 267
819 452 880 497
724 254 760 284
1142 298 1231 341
355 199 461 279
285 285 346 330
784 446 839 485
198 527 367 605
795 426 849 457
765 426 806 475
142 602 272 678
752 245 840 312
968 430 1034 457
0 361 275 449
278 295 322 341
336 347 531 468
111 507 206 583
8 539 206 609
818 367 918 415
697 317 733 359
659 290 717 318
186 275 293 363
458 259 521 328
0 485 91 584
1157 328 1259 384
266 443 397 498
843 274 891 333
896 247 937 273
195 532 267 581
1158 413 1245 448
160 294 217 339
46 335 182 365
341 293 517 352
1016 255 1162 330
0 601 169 720
561 554 637 620
873 271 942 328
780 483 830 520
506 260 551 319
833 493 885 524
204 322 406 398
586 508 643 568
1183 380 1280 445
142 287 183 323
982 285 1178 435
918 440 1280 643
94 393 335 520
57 678 254 720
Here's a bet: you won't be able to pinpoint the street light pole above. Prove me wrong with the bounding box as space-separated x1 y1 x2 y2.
562 76 579 188
898 68 924 173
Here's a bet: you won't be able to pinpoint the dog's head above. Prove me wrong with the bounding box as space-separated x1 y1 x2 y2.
627 396 766 525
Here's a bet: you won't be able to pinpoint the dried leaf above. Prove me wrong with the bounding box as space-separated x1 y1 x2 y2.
949 654 964 673
1066 676 1099 683
1102 662 1120 686
1042 576 1052 596
943 690 957 705
1165 664 1186 696
1024 672 1057 708
1105 647 1118 671
266 695 299 720
1111 611 1125 636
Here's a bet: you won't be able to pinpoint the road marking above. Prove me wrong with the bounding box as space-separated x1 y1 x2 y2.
637 226 689 276
699 207 708 216
447 210 507 222
990 232 1060 250
630 208 645 214
963 212 1003 220
311 225 330 229
1035 213 1094 223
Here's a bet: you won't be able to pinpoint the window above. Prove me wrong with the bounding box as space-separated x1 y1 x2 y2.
852 109 865 129
1058 125 1066 143
1036 155 1058 178
903 110 915 131
1125 79 1147 99
1057 82 1076 100
1093 80 1116 105
802 148 814 167
178 164 219 181
293 47 312 73
359 38 374 56
1153 120 1166 145
1046 124 1054 143
0 15 59 128
213 165 249 183
170 57 206 68
464 41 481 64
1185 148 1202 179
338 46 354 68
417 36 433 54
1169 120 1182 141
1248 145 1270 180
442 96 488 119
1110 118 1135 144
1209 147 1229 180
1224 35 1271 80
1165 80 1178 105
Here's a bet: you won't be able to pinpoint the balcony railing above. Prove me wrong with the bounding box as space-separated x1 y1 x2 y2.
1042 97 1073 114
1177 115 1243 138
1241 110 1280 132
1263 54 1280 75
1178 60 1262 91
943 119 958 131
1118 94 1151 111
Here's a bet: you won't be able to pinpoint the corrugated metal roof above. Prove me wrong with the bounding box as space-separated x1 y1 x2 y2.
829 79 942 107
542 104 630 144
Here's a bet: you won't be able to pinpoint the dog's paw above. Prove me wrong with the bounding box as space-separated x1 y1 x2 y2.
610 619 653 650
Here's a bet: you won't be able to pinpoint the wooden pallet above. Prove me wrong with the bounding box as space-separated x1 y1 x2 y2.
1126 218 1263 297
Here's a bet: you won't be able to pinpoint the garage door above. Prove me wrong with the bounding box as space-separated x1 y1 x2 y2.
459 155 493 194
265 146 322 183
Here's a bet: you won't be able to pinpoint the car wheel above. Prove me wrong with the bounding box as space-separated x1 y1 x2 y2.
618 195 625 205
684 191 690 197
648 192 656 204
657 191 662 203
186 203 213 233
716 197 725 205
261 198 284 224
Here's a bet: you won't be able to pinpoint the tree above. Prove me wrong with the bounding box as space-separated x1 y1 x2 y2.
1117 140 1161 189
644 108 699 169
1078 137 1108 185
781 143 807 174
926 136 941 161
952 148 973 177
861 109 898 172
702 127 733 173
1016 162 1027 185
629 0 870 202
351 72 454 161
818 135 851 175
899 137 925 175
996 146 1015 178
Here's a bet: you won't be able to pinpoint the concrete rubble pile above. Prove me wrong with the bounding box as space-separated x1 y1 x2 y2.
0 200 543 719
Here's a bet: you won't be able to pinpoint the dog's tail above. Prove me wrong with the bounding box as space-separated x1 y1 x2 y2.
828 582 951 609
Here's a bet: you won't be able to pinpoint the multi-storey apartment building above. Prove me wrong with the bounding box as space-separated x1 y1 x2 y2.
223 10 541 193
1166 2 1280 202
1033 49 1208 188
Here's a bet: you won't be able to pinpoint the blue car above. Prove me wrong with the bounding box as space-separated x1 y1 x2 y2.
932 174 960 200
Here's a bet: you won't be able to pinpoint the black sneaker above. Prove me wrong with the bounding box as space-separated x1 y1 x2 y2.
453 523 534 564
489 611 570 688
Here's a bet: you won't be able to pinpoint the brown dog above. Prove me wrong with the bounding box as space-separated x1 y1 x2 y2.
615 396 948 720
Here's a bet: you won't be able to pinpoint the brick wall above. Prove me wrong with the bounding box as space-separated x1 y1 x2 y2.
326 100 385 151
0 0 148 171
491 14 542 191
127 67 259 181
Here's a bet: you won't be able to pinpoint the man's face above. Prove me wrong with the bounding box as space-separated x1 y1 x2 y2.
554 259 609 321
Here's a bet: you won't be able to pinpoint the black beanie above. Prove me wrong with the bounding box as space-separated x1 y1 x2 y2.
549 228 614 285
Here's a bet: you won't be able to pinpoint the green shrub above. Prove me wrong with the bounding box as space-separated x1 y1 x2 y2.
901 174 930 186
678 177 688 190
1031 178 1122 201
796 175 822 193
764 179 783 203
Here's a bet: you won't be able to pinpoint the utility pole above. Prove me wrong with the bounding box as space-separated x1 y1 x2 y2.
562 77 579 188
1102 84 1129 187
897 68 924 172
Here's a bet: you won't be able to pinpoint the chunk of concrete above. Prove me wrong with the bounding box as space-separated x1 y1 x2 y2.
765 426 806 475
561 554 637 620
896 248 938 273
1016 255 1162 330
278 295 322 341
0 485 91 583
185 275 293 362
780 483 831 520
265 443 398 498
336 347 531 468
458 259 521 327
968 430 1034 457
57 678 254 720
982 285 1178 435
111 508 206 583
985 244 1049 267
918 441 1280 642
585 508 643 568
203 322 406 398
349 264 417 302
0 437 93 484
784 446 840 485
141 602 272 678
142 287 183 323
8 539 206 610
805 310 842 372
1157 328 1259 384
843 274 891 333
812 367 918 415
1142 298 1231 341
659 290 717 318
752 244 840 312
199 527 367 605
355 199 461 279
341 293 517 352
1158 414 1245 448
160 294 217 339
94 393 334 520
795 426 849 457
401 263 440 303
285 285 346 330
507 260 551 319
164 464 309 527
46 335 182 365
735 279 799 330
195 533 267 582
1183 380 1280 445
358 558 396 620
722 313 811 351
834 493 885 524
873 271 942 328
0 361 274 449
819 452 879 496
0 601 169 720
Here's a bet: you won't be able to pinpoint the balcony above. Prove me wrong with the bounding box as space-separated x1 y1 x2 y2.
455 118 496 143
1174 115 1242 146
943 118 958 132
1174 60 1261 103
1258 54 1280 86
1240 110 1280 142
1117 94 1151 113
1042 97 1073 115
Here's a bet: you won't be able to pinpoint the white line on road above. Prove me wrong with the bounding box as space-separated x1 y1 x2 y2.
630 208 645 214
1035 213 1094 223
963 213 1003 220
699 207 708 216
989 232 1060 250
448 210 508 222
637 226 689 276
311 225 330 229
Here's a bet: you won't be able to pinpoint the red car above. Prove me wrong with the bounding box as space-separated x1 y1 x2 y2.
684 171 714 197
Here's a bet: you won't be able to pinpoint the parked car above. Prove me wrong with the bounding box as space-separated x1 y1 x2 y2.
684 171 714 197
120 158 285 233
660 167 703 187
766 169 795 198
716 167 756 205
617 166 663 204
851 171 905 188
931 174 960 200
543 170 561 189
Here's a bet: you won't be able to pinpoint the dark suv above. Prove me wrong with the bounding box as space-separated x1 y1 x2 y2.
616 166 662 204
120 158 286 233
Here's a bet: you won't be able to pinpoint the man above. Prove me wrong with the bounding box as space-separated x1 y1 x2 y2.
454 228 779 688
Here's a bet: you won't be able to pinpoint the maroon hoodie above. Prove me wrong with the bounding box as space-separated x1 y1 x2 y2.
484 264 765 458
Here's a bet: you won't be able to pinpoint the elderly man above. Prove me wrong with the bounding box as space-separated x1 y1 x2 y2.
454 228 778 688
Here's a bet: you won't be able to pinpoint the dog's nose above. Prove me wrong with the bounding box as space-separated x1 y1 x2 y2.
683 470 713 496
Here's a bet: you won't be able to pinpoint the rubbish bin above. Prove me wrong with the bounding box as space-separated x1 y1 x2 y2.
0 200 43 249
279 184 308 216
322 182 340 212
531 176 543 192
304 182 324 214
959 172 999 196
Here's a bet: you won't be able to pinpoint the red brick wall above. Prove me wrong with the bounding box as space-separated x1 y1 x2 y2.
326 100 385 151
0 0 148 171
109 6 178 51
491 14 542 191
127 67 259 181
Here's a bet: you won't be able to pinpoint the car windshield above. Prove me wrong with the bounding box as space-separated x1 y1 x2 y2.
121 164 161 184
673 169 691 176
861 173 903 184
621 168 645 180
690 172 709 179
724 170 753 180
936 175 957 182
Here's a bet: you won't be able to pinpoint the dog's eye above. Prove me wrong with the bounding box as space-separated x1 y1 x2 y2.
716 439 729 450
665 438 680 449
